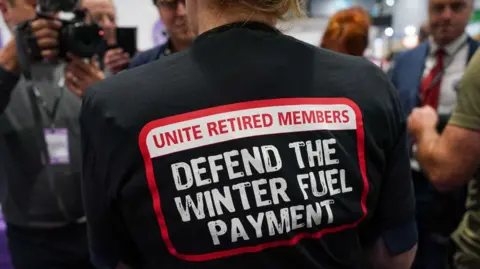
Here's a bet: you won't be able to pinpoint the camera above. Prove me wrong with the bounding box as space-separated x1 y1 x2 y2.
24 0 104 60
54 9 103 59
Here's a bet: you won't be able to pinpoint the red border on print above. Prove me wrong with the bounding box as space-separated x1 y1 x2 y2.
138 98 369 262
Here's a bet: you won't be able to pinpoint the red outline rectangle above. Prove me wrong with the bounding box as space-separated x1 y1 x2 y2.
138 98 369 262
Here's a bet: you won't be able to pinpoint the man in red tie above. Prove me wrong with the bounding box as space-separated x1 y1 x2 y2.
389 0 478 268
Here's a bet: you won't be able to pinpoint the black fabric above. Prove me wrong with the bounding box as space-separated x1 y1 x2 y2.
6 222 95 269
0 66 20 114
128 42 169 70
81 22 417 269
0 62 85 228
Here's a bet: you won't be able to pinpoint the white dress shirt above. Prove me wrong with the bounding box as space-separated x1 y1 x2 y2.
411 34 469 171
423 33 469 114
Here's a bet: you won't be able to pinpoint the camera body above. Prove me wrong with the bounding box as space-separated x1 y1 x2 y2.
55 10 103 59
31 0 104 59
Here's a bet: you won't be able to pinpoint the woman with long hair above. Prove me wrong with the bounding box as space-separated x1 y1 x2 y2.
321 7 371 56
80 1 417 268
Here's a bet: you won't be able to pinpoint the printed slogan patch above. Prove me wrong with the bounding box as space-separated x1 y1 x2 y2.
139 98 369 261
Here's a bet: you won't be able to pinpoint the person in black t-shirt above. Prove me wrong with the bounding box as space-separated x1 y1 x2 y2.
80 0 418 268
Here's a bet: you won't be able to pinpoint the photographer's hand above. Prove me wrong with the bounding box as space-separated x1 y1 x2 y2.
65 53 105 97
0 40 20 73
30 18 62 61
104 48 130 74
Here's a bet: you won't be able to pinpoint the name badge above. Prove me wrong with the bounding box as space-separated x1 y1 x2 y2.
44 128 70 165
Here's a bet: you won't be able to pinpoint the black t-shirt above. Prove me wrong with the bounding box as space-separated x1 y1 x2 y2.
80 22 416 269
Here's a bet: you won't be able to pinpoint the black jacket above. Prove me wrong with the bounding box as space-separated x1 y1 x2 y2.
0 63 84 228
81 22 417 269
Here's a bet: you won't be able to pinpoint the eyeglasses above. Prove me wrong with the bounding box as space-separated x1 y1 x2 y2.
431 2 468 14
157 0 186 9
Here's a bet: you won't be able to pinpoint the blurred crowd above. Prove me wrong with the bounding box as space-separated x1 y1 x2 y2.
0 0 480 268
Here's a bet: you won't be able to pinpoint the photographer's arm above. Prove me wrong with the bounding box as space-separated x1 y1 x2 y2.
0 39 19 72
0 39 20 114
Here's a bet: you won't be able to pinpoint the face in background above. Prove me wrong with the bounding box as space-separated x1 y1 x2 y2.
81 0 116 44
428 0 473 46
0 0 36 30
156 0 194 44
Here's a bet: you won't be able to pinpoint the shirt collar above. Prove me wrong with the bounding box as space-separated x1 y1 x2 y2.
163 39 174 56
429 33 468 56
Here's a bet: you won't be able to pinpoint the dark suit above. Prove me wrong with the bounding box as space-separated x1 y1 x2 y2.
390 37 479 269
128 42 171 70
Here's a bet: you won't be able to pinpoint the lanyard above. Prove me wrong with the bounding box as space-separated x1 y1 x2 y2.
31 77 65 129
418 39 469 104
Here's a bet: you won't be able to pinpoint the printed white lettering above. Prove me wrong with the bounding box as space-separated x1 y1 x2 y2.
269 177 290 204
231 218 249 243
142 102 366 254
310 171 328 197
232 182 252 210
204 190 216 218
305 203 322 228
266 208 291 236
191 157 212 187
174 193 205 222
306 140 324 167
326 169 341 196
241 147 265 176
323 139 339 165
208 220 227 245
340 169 353 193
290 205 305 230
252 179 273 208
289 142 306 169
246 213 265 238
208 154 224 184
224 150 245 179
261 145 282 172
297 174 310 200
171 162 193 191
212 187 236 215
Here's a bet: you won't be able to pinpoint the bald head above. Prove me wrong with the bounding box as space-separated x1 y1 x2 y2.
80 0 116 44
80 0 115 27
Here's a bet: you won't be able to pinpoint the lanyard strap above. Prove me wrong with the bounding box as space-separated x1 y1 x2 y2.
15 25 73 222
430 39 469 81
31 79 65 128
418 40 469 104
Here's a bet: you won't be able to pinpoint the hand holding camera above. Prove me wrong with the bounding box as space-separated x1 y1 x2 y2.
30 17 62 61
65 53 105 97
104 48 130 74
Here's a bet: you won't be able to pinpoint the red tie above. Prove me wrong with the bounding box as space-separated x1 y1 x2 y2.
420 49 445 109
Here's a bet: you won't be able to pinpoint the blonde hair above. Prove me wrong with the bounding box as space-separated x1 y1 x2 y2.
219 0 304 17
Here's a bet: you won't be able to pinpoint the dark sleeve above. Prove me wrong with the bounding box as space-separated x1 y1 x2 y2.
0 66 20 114
387 53 404 88
80 89 123 269
374 85 418 255
128 46 163 70
128 51 150 69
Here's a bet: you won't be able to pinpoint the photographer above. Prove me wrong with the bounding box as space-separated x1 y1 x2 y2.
66 0 131 97
0 0 94 268
128 0 193 69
